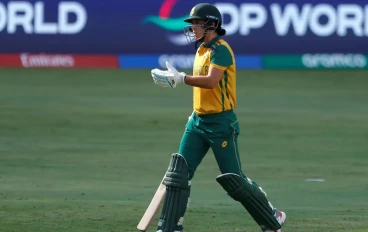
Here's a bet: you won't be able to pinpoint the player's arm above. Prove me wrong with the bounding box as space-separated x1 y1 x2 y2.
185 45 233 89
151 46 232 89
184 66 223 89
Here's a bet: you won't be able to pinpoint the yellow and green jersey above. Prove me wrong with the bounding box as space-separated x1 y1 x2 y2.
192 36 236 115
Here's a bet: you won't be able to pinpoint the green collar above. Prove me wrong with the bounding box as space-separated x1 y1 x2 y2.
202 36 221 48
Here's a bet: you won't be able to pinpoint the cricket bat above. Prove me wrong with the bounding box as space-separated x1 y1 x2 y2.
137 176 166 231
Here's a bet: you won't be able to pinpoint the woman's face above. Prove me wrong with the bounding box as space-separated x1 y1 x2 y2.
190 19 206 40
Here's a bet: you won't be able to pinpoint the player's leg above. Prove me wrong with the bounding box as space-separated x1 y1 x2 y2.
209 112 285 231
204 111 244 176
157 115 210 232
179 125 211 180
216 173 286 231
156 153 189 232
175 126 210 231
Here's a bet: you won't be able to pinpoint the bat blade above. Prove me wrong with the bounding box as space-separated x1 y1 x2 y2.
137 176 166 231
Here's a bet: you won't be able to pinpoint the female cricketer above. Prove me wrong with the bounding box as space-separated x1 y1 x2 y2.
151 3 286 232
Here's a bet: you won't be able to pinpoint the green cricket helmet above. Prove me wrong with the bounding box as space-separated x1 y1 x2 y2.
184 3 222 25
183 3 222 43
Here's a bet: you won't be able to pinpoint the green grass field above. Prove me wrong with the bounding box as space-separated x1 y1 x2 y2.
0 68 368 232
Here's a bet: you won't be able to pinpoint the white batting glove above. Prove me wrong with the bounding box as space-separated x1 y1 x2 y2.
166 61 186 84
151 61 186 88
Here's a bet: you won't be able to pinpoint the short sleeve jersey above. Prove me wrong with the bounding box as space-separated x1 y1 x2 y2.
192 36 236 115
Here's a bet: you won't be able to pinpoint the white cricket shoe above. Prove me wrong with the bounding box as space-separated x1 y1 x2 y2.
263 210 286 232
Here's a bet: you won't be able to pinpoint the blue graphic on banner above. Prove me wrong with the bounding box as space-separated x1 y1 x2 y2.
118 54 262 69
236 56 262 69
0 0 367 54
119 56 159 69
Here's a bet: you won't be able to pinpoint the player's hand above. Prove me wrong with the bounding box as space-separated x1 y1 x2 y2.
151 61 186 88
166 61 186 85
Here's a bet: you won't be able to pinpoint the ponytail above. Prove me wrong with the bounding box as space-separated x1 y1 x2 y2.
216 27 226 36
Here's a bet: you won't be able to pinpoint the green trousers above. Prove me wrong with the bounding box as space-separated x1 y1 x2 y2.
175 110 267 231
179 110 245 180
